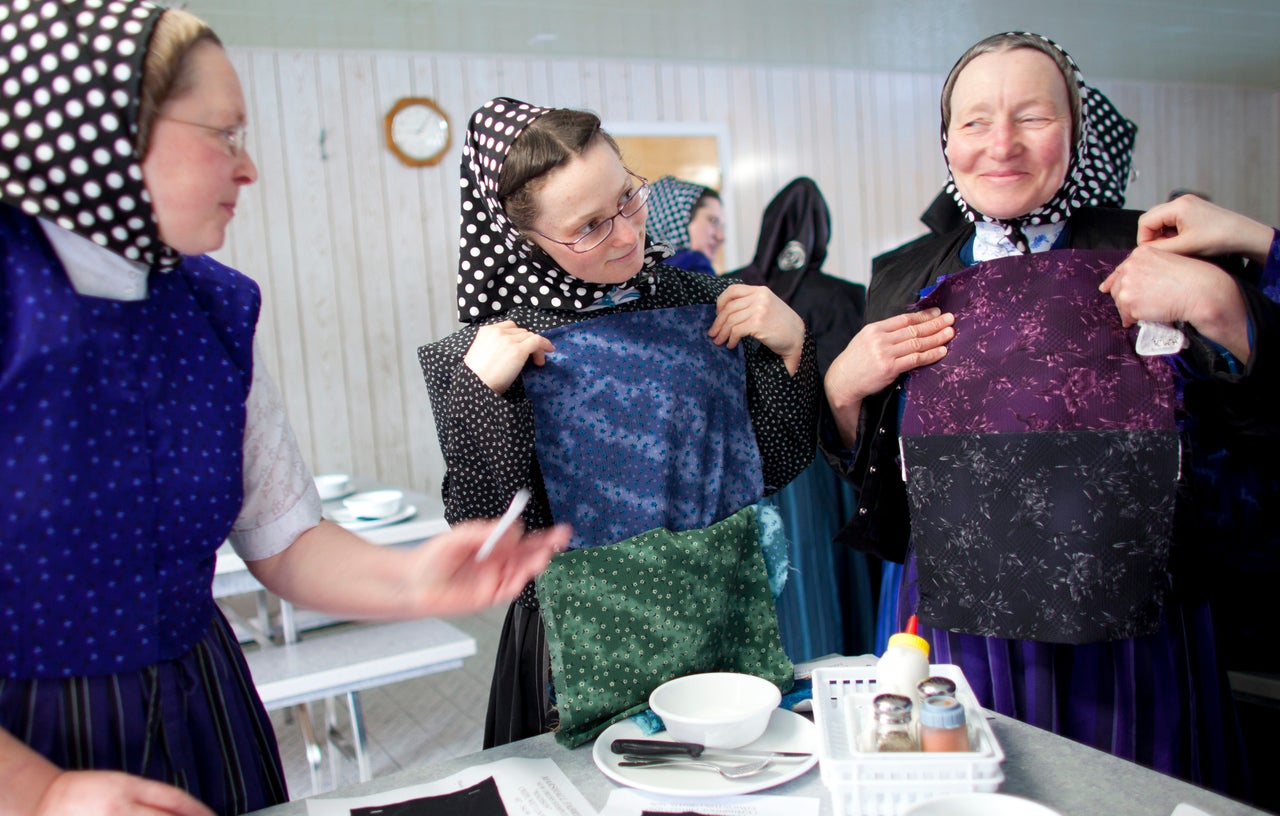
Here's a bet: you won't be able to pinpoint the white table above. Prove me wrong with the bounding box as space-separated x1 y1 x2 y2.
246 712 1272 816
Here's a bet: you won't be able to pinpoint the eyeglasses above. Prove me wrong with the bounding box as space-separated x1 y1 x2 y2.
160 117 248 156
532 172 650 254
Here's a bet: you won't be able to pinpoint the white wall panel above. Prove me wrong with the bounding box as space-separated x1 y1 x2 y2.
217 46 1280 498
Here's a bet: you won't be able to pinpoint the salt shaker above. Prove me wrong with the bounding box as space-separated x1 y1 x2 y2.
872 693 916 752
917 675 957 700
919 694 970 752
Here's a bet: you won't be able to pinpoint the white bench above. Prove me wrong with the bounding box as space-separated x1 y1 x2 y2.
243 617 476 787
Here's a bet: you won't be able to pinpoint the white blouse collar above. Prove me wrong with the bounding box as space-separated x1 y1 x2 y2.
39 218 150 302
973 220 1066 262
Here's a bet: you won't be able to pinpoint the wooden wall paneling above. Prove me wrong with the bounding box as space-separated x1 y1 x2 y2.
276 50 356 474
546 58 587 110
326 52 390 482
827 69 868 284
244 50 316 466
219 52 282 383
625 61 662 123
395 52 453 490
363 52 423 488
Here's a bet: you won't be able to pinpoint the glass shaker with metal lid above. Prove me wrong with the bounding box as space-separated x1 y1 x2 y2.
872 692 916 752
917 675 957 700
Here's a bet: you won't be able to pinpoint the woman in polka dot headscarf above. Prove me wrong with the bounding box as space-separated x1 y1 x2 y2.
419 98 819 747
822 33 1256 795
0 4 565 814
645 175 724 276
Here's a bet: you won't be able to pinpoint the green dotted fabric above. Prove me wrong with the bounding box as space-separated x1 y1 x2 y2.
536 505 794 748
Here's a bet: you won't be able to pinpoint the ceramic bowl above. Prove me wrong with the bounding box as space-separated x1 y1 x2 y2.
313 473 351 501
342 489 403 519
902 793 1064 816
649 672 781 749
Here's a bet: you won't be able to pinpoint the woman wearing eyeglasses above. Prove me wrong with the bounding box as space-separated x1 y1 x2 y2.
420 98 818 748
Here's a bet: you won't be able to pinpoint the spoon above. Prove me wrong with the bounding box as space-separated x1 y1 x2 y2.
617 756 773 779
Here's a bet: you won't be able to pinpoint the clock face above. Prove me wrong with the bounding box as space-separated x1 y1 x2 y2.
387 99 450 166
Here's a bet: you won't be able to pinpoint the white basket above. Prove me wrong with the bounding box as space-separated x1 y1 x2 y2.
812 664 1005 816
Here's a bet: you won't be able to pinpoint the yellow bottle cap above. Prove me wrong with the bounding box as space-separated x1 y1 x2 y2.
887 631 930 658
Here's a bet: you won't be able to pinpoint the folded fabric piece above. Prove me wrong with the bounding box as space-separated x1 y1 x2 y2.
537 505 794 748
901 250 1180 643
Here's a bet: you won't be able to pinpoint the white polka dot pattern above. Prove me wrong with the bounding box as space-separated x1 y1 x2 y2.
941 32 1139 254
0 0 179 269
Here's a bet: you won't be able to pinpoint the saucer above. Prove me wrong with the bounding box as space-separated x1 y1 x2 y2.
327 504 417 532
592 708 816 797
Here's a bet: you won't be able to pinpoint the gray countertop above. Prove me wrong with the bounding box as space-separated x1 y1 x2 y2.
247 712 1271 815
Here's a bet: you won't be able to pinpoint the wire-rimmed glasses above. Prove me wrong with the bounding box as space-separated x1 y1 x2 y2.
160 117 248 156
532 172 650 254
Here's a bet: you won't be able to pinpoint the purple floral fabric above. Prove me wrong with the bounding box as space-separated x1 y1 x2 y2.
902 250 1176 436
900 250 1180 643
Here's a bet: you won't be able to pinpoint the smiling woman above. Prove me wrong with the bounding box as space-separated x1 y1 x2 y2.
820 31 1255 797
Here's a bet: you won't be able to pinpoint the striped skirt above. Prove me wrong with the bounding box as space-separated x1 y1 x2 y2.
1 610 287 815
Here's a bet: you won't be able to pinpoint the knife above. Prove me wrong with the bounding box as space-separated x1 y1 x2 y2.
610 738 811 759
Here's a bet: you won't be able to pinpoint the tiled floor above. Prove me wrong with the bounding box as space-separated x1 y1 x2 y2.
265 604 504 800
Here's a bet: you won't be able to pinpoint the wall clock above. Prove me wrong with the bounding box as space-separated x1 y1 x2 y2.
385 97 451 167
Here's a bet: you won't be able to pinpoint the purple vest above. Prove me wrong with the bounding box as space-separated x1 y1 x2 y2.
1 209 257 678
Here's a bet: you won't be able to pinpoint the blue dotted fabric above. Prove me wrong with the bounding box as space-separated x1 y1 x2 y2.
521 304 764 550
1 209 258 678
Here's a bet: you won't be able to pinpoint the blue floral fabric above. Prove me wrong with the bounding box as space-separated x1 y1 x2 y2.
521 304 764 550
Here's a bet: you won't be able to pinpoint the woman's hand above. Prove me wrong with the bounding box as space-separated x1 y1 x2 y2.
1137 194 1274 264
708 284 807 374
1102 246 1251 361
824 308 955 448
403 520 570 617
35 770 215 816
463 321 555 394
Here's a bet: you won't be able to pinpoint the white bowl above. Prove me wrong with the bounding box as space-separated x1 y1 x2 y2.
313 473 351 501
902 793 1064 816
342 489 403 519
649 672 781 749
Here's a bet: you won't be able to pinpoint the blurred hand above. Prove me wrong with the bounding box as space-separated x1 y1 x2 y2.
404 520 570 617
1137 194 1273 264
36 770 215 816
1102 245 1250 360
824 308 955 448
709 284 807 374
464 321 555 394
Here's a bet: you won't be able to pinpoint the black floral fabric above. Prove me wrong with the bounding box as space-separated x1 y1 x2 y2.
899 249 1180 642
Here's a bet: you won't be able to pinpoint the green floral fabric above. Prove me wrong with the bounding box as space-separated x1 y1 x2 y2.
536 505 794 748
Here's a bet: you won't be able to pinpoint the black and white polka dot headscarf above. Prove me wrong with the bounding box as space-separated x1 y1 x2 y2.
941 32 1138 254
0 0 178 269
456 97 667 323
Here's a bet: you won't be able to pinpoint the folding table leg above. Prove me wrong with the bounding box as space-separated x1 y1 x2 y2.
346 691 372 782
293 703 324 794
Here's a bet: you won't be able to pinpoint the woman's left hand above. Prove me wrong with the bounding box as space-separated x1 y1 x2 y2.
709 284 806 375
1102 245 1251 361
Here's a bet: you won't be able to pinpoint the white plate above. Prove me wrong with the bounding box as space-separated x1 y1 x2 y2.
327 504 417 531
592 708 817 797
901 793 1064 816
